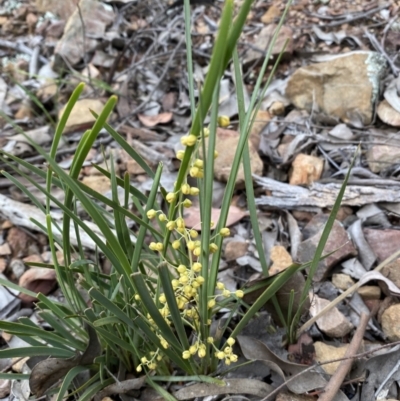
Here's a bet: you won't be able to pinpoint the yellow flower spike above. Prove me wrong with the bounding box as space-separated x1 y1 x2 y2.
216 351 225 360
181 183 191 194
187 241 195 251
182 350 191 359
166 192 177 203
177 264 187 274
208 299 216 309
189 166 200 177
214 150 219 159
146 209 157 219
155 242 164 251
149 242 157 251
176 150 185 160
217 115 230 127
216 282 225 290
194 159 204 168
207 337 214 344
222 289 231 297
166 221 176 231
198 347 206 358
172 240 181 249
235 290 244 298
159 294 166 303
134 294 141 301
227 338 235 346
190 187 200 196
209 243 218 253
158 213 167 222
189 229 198 238
219 227 230 237
136 365 143 372
192 262 202 272
203 127 210 137
183 199 192 208
193 247 201 256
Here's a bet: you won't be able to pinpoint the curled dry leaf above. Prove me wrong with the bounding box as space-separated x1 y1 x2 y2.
138 112 173 127
183 205 248 230
18 268 56 303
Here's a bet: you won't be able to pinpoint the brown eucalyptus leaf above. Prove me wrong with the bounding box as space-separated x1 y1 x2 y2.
174 378 274 400
138 112 173 127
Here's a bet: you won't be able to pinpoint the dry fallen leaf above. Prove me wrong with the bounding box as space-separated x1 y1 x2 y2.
138 112 173 127
18 268 57 303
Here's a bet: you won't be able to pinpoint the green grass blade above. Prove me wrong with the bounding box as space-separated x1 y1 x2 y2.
56 366 88 401
0 347 75 358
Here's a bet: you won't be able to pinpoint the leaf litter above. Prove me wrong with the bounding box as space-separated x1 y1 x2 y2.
1 0 400 399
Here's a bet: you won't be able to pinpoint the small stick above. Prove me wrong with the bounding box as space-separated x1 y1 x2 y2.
318 312 369 401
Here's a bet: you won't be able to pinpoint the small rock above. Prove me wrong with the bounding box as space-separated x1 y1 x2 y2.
367 134 400 173
12 357 29 373
297 220 357 281
249 110 271 148
212 128 263 188
10 259 25 280
7 227 33 258
332 273 355 291
335 206 353 222
81 175 111 194
364 229 400 262
286 52 386 126
377 100 400 127
18 268 57 303
0 243 11 256
0 258 7 273
381 304 400 341
314 342 349 375
224 241 248 261
245 24 293 64
58 99 106 133
289 154 324 186
268 101 285 116
0 379 10 398
126 159 146 176
357 286 381 301
381 258 400 289
261 4 280 24
269 245 293 275
310 294 353 337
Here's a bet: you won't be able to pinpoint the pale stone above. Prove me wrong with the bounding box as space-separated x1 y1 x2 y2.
314 342 349 375
332 273 355 291
286 52 386 126
126 159 146 176
225 241 248 262
310 294 353 337
382 304 400 341
268 101 285 116
261 4 280 24
269 245 293 275
81 176 111 194
289 154 324 186
250 110 271 148
377 100 400 127
367 134 400 173
357 286 381 301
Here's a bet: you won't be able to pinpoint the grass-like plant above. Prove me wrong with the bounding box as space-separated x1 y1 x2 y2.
0 0 353 399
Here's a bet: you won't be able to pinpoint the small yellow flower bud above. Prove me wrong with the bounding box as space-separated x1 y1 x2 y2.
181 134 197 147
148 362 157 370
171 279 179 288
198 348 206 358
189 229 198 238
209 243 218 253
223 289 231 297
157 355 163 360
166 192 176 203
230 354 238 362
187 241 195 251
176 217 185 229
235 290 244 298
203 127 210 137
183 199 192 208
196 276 205 284
136 365 142 372
134 294 141 301
214 150 219 159
141 356 148 364
216 351 225 359
189 345 197 355
207 337 214 344
210 220 215 228
216 282 225 290
193 247 201 256
224 346 231 354
177 227 185 234
159 294 166 303
149 242 157 250
177 264 187 274
184 285 192 296
176 150 185 160
217 115 230 127
192 281 200 288
219 227 230 237
166 221 176 230
208 299 216 309
182 350 191 359
158 213 166 222
181 183 191 194
155 242 164 251
227 338 235 346
179 275 189 284
147 209 157 219
190 187 200 196
225 358 231 365
172 240 181 249
189 166 200 177
194 159 204 168
192 262 202 272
